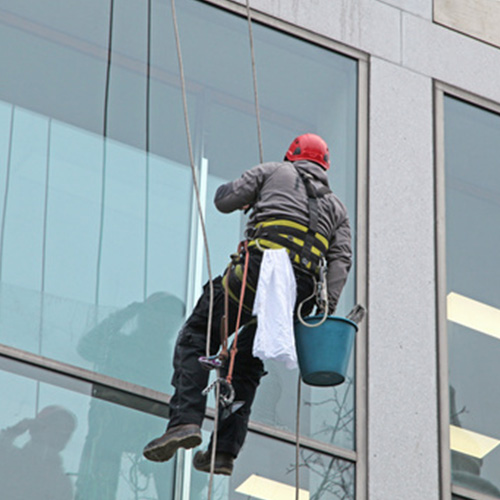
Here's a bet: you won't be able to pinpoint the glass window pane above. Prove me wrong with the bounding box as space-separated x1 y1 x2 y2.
445 96 500 497
191 426 355 499
44 121 102 304
184 1 357 450
0 108 47 292
0 0 358 453
0 356 175 500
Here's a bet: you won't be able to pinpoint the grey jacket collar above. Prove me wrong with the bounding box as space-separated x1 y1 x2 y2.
291 160 330 186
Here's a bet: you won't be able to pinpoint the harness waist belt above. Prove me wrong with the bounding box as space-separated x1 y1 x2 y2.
247 219 329 272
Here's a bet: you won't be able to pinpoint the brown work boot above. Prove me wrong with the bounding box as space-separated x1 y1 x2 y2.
143 424 202 462
192 449 234 475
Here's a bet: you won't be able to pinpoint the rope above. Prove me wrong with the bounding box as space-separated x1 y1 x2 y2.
295 375 301 500
0 106 15 282
143 0 152 301
169 0 214 357
169 0 216 496
171 1 263 496
296 275 329 328
95 0 114 307
226 241 250 385
245 0 264 164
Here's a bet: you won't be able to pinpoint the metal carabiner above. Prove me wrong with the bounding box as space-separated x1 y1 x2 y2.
198 355 226 371
201 377 235 407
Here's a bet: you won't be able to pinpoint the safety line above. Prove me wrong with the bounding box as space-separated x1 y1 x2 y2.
34 117 53 419
0 105 15 282
169 0 214 352
95 0 115 307
245 0 264 164
169 0 217 496
295 375 301 500
143 0 152 300
38 118 52 357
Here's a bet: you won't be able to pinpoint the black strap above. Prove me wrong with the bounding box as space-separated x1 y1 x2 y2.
294 167 330 267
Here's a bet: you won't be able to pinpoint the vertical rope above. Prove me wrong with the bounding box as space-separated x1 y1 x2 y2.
0 106 15 282
38 118 52 356
169 0 214 355
35 118 52 418
245 0 264 164
295 375 301 500
169 1 216 497
143 0 152 300
95 0 115 307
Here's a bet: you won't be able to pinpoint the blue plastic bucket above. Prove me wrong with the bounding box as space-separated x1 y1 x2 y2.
294 315 357 387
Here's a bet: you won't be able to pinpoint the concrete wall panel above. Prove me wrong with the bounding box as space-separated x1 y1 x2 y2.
368 57 439 500
378 0 432 19
403 12 500 105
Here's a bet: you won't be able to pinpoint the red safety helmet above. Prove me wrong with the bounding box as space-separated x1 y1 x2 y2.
285 133 330 170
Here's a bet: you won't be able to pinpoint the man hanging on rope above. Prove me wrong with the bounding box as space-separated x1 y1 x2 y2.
142 133 352 476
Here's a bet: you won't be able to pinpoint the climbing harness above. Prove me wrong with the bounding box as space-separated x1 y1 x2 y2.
247 219 329 273
199 240 250 412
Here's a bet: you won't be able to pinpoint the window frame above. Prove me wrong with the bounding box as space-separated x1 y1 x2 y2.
0 0 369 498
435 81 500 500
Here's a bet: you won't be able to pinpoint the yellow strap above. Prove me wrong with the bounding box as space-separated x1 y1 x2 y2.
248 235 323 258
247 239 315 270
254 219 329 249
222 268 254 313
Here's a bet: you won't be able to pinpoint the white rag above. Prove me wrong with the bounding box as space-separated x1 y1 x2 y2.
252 248 298 369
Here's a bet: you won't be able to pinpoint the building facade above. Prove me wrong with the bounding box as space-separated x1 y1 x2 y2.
0 0 499 499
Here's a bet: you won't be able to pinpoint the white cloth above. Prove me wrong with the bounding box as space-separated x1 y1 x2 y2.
252 248 298 369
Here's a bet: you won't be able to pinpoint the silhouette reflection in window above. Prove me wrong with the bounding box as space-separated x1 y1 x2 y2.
76 292 184 499
0 405 77 500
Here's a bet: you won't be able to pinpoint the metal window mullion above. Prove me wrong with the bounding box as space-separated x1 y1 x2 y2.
434 81 452 500
0 342 171 405
355 56 369 500
0 341 359 465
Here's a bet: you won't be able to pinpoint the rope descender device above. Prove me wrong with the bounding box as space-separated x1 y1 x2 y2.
199 240 250 418
198 354 225 371
201 375 235 407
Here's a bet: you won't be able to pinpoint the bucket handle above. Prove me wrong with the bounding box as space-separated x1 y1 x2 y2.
297 300 328 327
297 261 329 328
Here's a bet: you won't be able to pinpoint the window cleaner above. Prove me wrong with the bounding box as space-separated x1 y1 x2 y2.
142 133 353 476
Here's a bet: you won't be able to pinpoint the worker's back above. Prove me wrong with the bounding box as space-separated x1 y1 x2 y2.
215 159 349 245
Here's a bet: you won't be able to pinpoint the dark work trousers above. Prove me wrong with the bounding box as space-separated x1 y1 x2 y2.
168 248 315 458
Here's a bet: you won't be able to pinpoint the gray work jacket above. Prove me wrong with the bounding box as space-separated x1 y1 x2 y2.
214 160 352 312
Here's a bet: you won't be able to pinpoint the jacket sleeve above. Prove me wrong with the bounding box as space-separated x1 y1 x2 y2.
214 163 270 213
325 214 352 313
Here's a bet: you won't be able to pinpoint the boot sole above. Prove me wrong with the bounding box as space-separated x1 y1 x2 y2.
195 464 233 476
143 433 202 462
193 453 233 475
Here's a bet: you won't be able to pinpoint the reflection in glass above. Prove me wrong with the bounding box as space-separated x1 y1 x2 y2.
77 292 184 392
445 96 500 497
252 362 354 450
0 356 175 500
0 405 76 500
0 0 358 452
191 427 354 499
